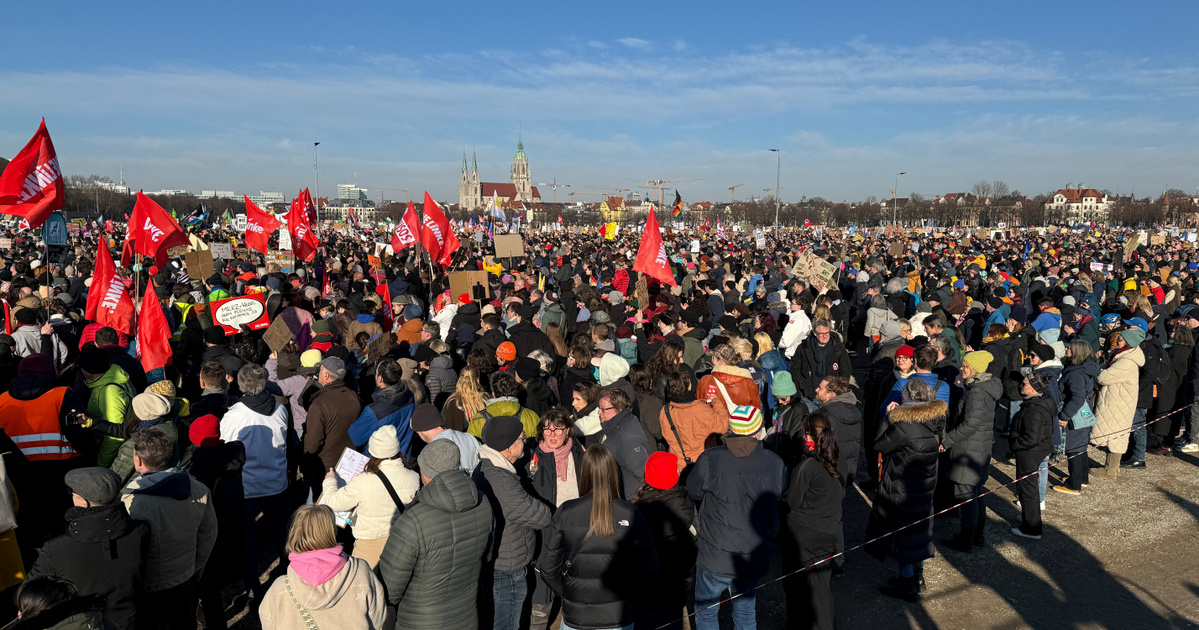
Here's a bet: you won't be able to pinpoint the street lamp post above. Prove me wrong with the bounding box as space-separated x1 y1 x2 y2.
893 171 906 226
314 142 321 220
769 149 780 228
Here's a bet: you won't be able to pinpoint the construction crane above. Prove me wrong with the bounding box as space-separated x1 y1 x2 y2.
373 187 410 204
568 191 605 204
582 185 631 200
534 179 570 203
625 177 704 206
729 183 743 203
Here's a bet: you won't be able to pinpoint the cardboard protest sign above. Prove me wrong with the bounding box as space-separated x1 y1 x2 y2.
494 234 525 259
266 250 294 273
1150 235 1166 245
210 293 270 335
449 271 490 302
888 241 905 257
635 275 649 310
184 248 215 281
262 317 294 352
367 255 382 268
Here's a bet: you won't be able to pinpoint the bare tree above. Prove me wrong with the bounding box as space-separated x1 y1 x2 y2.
971 180 993 199
991 180 1010 198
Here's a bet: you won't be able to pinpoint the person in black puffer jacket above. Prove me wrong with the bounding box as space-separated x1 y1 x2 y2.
865 380 946 602
942 351 1001 552
29 468 148 630
632 452 696 630
538 445 660 630
1009 373 1055 541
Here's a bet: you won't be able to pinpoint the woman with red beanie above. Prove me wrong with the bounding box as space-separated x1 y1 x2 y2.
633 451 697 630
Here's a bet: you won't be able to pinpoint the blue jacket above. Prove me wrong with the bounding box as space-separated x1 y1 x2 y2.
686 436 785 581
347 384 417 458
879 372 950 417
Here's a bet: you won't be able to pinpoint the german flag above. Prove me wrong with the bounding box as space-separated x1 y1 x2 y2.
671 190 683 218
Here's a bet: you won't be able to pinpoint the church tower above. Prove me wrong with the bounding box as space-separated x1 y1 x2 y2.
459 151 470 210
459 150 482 211
511 136 531 202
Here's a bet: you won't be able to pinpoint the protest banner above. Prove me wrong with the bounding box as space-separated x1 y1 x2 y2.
494 234 525 259
210 243 233 260
266 250 294 272
262 317 294 352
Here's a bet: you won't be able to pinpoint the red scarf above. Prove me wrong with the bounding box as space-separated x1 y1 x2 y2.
539 439 573 482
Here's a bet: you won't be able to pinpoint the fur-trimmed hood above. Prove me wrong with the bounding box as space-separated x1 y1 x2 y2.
712 364 752 379
888 400 948 424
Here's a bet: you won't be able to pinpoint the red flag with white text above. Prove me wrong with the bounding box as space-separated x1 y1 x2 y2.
420 192 459 266
376 282 393 332
0 119 64 228
632 205 676 286
287 189 321 262
137 282 174 372
244 195 281 255
390 201 420 254
85 240 135 335
121 192 189 267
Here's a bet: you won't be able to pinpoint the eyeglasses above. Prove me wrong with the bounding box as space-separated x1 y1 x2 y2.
544 426 567 434
599 406 616 412
814 330 831 337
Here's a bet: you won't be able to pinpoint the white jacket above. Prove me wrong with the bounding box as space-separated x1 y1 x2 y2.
220 400 290 499
321 459 418 540
433 304 458 341
779 309 812 359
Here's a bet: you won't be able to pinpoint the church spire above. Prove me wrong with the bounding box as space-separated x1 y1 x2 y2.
462 150 468 173
472 149 478 174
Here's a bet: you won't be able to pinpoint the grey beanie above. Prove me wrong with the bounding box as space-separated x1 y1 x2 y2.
418 440 461 479
880 320 901 339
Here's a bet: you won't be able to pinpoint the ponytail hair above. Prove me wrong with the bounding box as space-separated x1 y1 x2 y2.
803 412 840 479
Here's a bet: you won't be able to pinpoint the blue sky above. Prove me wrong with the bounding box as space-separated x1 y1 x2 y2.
3 1 1198 205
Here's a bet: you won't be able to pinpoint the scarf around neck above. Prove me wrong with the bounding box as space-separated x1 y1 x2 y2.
539 438 573 482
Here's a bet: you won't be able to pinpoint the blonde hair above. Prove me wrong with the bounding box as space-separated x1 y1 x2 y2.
453 366 488 418
712 344 739 366
730 338 754 362
812 303 833 323
899 319 912 334
286 504 339 554
754 333 774 357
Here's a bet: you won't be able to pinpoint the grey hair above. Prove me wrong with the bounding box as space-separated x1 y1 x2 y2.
933 335 954 357
901 378 936 404
238 363 268 395
870 294 886 309
529 349 555 374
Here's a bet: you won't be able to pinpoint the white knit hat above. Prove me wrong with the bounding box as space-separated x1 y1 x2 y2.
369 425 401 459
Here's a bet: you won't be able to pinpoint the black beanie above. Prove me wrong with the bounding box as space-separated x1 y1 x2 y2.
481 415 524 451
204 326 227 344
77 347 110 376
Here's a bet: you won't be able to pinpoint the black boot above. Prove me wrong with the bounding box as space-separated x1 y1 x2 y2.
914 565 926 593
944 528 976 553
880 575 919 602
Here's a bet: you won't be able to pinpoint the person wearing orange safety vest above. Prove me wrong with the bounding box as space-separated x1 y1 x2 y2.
0 353 90 556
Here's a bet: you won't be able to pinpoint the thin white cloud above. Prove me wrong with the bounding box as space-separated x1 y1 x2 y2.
616 37 652 51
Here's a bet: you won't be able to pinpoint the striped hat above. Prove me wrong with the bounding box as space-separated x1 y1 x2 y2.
728 405 763 436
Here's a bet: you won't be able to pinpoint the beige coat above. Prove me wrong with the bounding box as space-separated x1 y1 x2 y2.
321 459 419 540
260 557 389 630
1091 345 1144 454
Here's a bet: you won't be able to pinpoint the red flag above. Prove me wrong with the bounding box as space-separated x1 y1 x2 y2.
322 269 330 298
85 240 136 335
803 217 812 227
420 192 457 266
244 195 281 255
632 205 676 286
104 219 114 234
137 282 173 372
376 282 393 332
390 201 420 254
286 189 321 262
0 120 64 228
122 192 189 268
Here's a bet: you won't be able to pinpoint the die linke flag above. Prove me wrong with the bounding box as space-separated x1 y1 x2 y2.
287 189 321 263
244 195 281 254
633 205 676 286
85 240 135 335
420 192 459 267
390 201 420 254
122 192 190 268
137 282 174 372
0 119 65 228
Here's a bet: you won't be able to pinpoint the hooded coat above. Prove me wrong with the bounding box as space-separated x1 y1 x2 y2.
1092 345 1144 454
120 469 218 592
377 470 493 630
864 399 945 567
259 554 389 630
789 334 853 399
472 447 553 572
424 355 458 406
601 410 651 500
29 503 149 630
347 384 416 458
686 436 785 581
695 364 761 421
941 372 1001 487
85 365 137 467
822 391 863 484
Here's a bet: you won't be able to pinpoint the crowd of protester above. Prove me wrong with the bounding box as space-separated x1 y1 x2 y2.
0 221 1193 630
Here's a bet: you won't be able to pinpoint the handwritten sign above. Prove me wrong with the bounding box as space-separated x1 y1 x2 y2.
210 293 270 335
209 243 233 260
266 250 294 273
368 255 382 268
